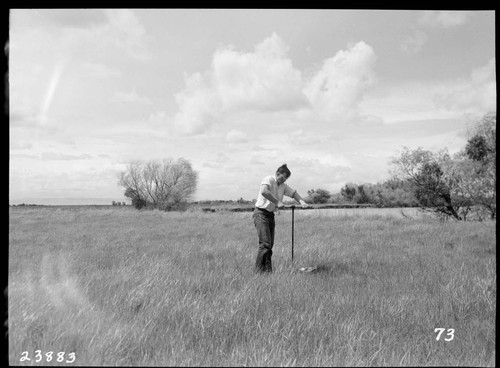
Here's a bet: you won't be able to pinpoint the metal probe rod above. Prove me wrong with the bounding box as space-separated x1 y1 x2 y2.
291 205 295 263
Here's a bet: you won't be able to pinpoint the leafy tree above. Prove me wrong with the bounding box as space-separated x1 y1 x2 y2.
439 153 483 220
461 112 496 219
414 161 463 220
119 158 198 211
389 113 495 220
465 112 496 165
307 188 331 204
380 180 418 207
340 183 357 202
466 135 490 162
354 184 370 204
390 147 465 220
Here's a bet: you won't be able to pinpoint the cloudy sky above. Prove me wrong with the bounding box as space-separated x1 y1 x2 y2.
9 9 496 204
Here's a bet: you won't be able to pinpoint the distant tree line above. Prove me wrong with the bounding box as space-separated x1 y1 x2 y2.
193 199 255 207
307 112 496 221
307 179 418 208
11 203 43 207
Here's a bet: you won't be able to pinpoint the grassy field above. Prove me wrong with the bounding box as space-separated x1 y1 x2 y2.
8 206 496 366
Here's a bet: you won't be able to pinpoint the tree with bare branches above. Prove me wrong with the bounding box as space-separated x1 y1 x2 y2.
118 158 198 211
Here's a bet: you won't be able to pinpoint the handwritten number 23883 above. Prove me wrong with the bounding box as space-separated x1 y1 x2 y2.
20 351 76 363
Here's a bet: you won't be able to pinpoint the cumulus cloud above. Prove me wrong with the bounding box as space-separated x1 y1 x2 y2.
303 41 377 123
212 33 307 112
173 33 308 135
173 35 377 135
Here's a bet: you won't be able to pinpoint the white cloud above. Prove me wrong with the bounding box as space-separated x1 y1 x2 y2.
172 33 309 135
418 11 471 29
213 32 307 112
173 36 378 136
303 41 377 123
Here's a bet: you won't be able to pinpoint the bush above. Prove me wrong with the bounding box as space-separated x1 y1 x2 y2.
119 158 198 212
307 188 331 204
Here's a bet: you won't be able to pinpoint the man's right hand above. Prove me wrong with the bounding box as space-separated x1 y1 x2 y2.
299 200 311 209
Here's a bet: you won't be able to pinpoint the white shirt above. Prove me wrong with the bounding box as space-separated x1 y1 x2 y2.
255 175 296 212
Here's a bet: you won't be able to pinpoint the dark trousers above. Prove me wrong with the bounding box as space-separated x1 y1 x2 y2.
253 208 275 272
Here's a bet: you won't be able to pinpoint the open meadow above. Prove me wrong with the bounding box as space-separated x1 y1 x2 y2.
8 206 496 366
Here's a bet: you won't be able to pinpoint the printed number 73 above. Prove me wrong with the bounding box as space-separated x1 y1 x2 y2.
434 328 455 341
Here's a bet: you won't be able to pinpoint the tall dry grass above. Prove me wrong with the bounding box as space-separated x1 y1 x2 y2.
8 206 495 366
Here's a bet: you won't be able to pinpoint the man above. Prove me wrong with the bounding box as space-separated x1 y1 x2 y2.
253 164 310 273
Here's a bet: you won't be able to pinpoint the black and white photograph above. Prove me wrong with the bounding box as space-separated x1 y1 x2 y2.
8 9 495 366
